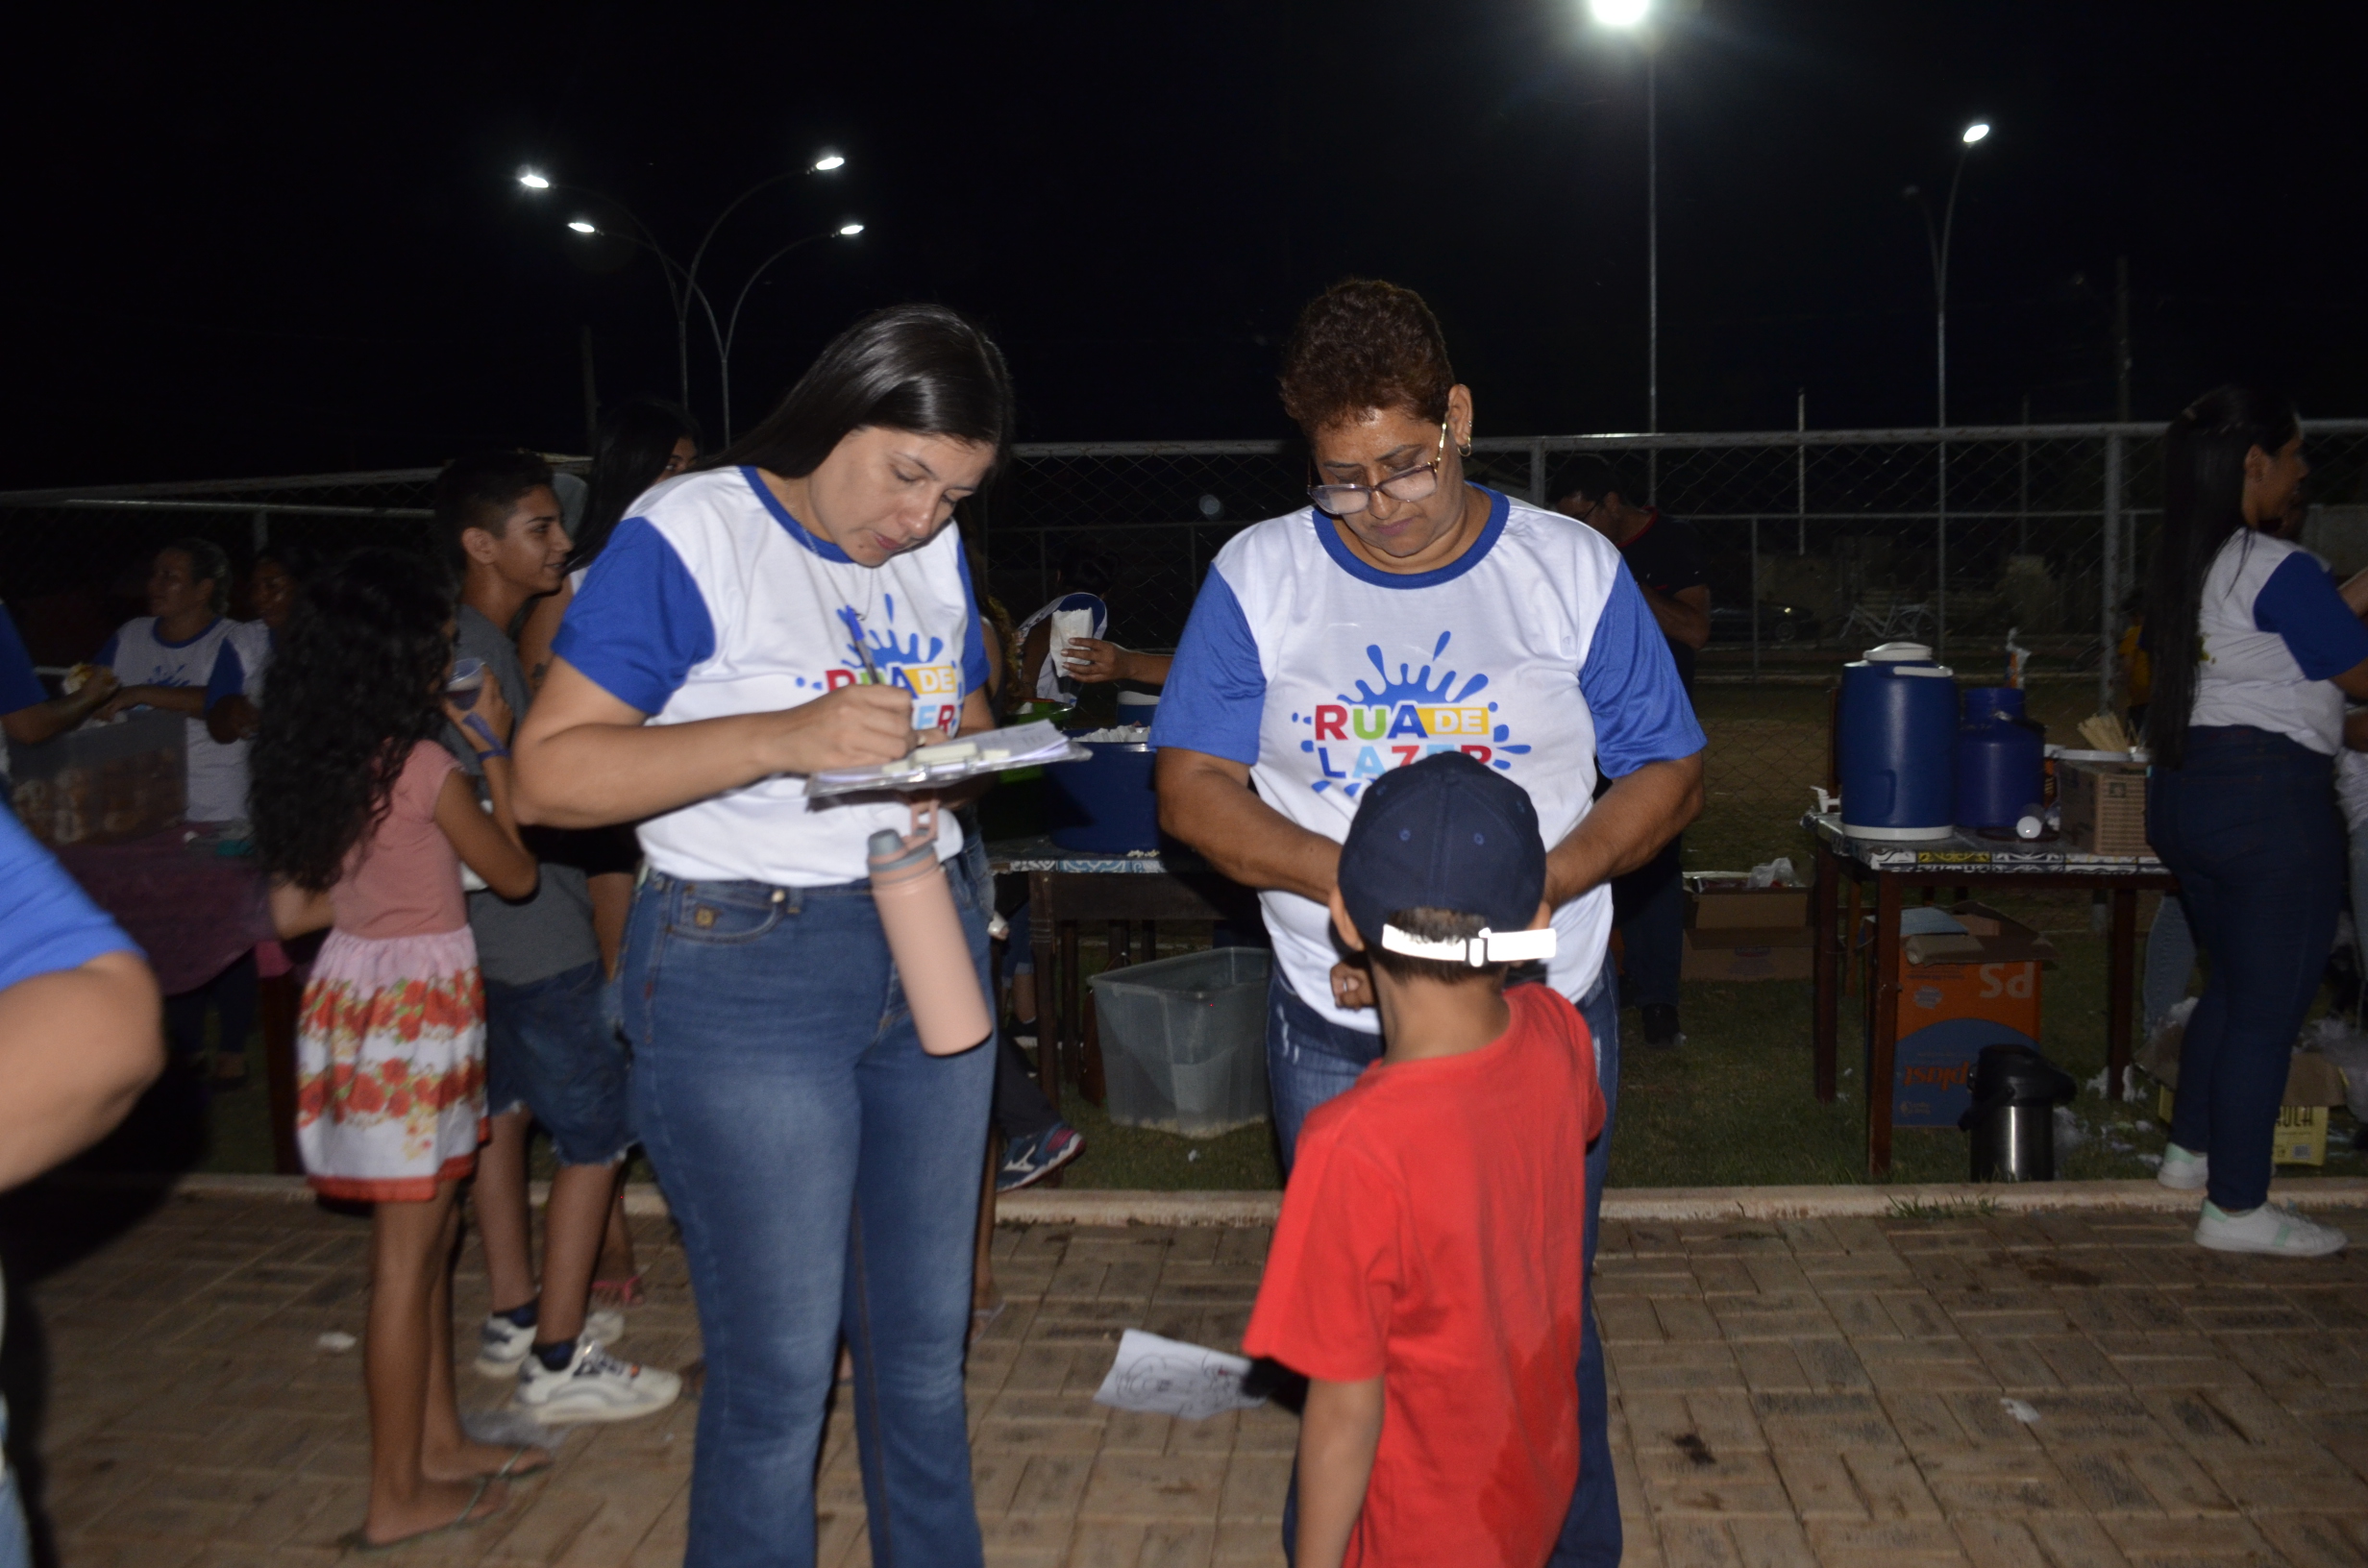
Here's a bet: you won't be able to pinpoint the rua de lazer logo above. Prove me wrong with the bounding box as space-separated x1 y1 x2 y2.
821 597 963 732
1293 632 1532 798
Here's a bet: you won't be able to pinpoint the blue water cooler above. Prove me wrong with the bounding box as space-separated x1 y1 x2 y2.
1955 687 2044 830
1838 642 1958 841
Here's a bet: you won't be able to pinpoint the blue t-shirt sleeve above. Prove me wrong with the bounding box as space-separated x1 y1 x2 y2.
0 810 139 991
1148 568 1265 766
0 609 46 714
1583 561 1708 776
203 640 247 713
2254 552 2368 681
954 538 991 700
552 518 718 715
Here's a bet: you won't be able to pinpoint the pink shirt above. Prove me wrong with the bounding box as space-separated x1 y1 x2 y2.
332 741 466 940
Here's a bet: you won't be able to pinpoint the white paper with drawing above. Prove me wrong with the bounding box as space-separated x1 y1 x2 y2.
1093 1329 1267 1421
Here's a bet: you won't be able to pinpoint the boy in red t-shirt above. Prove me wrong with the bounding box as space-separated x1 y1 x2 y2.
1244 751 1605 1568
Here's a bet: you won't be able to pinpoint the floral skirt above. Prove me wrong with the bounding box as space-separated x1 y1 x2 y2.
296 927 487 1201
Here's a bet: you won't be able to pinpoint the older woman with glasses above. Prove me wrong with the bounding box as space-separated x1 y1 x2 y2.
1150 279 1705 1567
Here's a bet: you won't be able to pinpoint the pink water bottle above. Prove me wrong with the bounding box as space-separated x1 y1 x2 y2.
867 810 992 1057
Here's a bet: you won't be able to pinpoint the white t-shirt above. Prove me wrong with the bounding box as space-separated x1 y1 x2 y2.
555 466 990 887
97 615 250 823
1149 488 1706 1031
2188 531 2368 756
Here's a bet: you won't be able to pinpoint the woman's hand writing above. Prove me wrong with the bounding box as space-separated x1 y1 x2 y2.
757 682 917 775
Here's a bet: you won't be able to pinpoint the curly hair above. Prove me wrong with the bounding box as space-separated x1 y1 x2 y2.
1277 280 1457 436
250 548 457 892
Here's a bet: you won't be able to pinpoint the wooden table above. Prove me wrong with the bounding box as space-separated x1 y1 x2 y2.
986 837 1258 1112
1806 814 2177 1177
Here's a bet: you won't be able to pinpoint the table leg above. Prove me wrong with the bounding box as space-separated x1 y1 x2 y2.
259 970 301 1176
2108 885 2137 1100
1060 920 1081 1096
1813 838 1840 1103
1869 873 1902 1178
1029 870 1058 1113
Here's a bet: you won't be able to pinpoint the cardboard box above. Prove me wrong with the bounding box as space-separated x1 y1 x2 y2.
1690 885 1810 931
2060 759 2151 857
1888 903 2056 1129
1682 925 1813 982
2138 1024 2345 1167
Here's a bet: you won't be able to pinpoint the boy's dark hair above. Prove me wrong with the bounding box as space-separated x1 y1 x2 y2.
160 536 233 617
1558 454 1631 508
1057 542 1117 598
432 451 555 565
1366 906 1506 986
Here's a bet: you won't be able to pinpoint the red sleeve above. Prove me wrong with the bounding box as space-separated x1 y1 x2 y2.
1242 1112 1401 1384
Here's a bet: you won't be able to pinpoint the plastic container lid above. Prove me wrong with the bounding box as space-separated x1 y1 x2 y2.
1863 642 1935 662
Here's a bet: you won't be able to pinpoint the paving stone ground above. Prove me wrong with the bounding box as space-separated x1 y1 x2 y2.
11 1189 2368 1565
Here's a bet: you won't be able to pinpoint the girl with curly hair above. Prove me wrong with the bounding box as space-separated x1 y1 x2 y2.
251 547 545 1550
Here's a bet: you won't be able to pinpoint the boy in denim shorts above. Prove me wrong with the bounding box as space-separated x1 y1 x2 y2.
437 453 678 1423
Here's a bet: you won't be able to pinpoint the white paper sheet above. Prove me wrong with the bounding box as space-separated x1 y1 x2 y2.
1049 608 1097 674
803 720 1087 798
1092 1329 1267 1421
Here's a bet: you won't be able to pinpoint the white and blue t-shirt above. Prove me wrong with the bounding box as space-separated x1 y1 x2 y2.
1150 487 1706 1030
554 466 990 888
204 621 276 715
96 615 250 823
2190 531 2368 755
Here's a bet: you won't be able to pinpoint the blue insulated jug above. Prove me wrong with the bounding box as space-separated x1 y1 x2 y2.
1955 687 2044 830
1838 642 1958 842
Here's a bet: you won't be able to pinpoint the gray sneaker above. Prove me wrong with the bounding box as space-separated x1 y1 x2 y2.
513 1338 683 1425
473 1307 627 1380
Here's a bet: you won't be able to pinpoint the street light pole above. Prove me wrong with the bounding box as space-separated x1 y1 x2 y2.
1907 120 1990 657
720 224 865 440
1587 0 1662 498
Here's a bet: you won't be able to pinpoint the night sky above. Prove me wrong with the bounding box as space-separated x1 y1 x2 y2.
4 1 2361 489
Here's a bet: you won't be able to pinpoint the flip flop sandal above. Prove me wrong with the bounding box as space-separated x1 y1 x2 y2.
335 1475 505 1554
969 1300 1007 1346
497 1445 554 1481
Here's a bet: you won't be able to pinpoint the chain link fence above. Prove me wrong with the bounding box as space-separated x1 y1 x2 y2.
7 422 2366 867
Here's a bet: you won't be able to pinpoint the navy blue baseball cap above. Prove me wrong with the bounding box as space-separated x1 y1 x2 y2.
1337 752 1554 966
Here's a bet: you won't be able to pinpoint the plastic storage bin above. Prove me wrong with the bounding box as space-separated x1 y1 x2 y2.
6 710 186 849
1045 736 1160 852
1089 947 1272 1137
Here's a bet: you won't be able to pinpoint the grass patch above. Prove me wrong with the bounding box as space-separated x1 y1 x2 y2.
1885 1196 2002 1220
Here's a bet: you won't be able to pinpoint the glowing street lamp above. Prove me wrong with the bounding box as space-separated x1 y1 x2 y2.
1961 121 1991 145
566 219 598 234
837 221 865 237
517 169 551 190
811 152 847 172
1588 0 1649 24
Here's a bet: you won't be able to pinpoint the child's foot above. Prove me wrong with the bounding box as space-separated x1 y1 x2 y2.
999 1124 1084 1192
474 1306 625 1379
513 1339 682 1425
423 1436 551 1483
355 1476 507 1549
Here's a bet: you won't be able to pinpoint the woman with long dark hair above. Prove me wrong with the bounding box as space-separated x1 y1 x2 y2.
252 548 548 1548
2143 386 2368 1256
512 305 1011 1565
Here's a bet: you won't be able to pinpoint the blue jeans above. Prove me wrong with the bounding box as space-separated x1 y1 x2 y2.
485 962 633 1166
2148 726 2343 1213
624 860 996 1568
0 1393 26 1568
1267 967 1623 1566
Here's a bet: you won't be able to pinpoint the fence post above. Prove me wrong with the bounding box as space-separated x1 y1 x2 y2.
1795 394 1807 555
1530 439 1545 507
1186 526 1198 595
1936 434 1949 660
2100 432 2123 714
1750 515 1761 680
1037 529 1048 612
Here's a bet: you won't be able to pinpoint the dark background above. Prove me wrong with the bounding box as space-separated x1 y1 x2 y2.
2 0 2361 489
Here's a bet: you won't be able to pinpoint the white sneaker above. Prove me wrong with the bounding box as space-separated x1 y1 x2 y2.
2195 1201 2348 1257
473 1307 627 1380
2157 1142 2208 1191
512 1338 682 1425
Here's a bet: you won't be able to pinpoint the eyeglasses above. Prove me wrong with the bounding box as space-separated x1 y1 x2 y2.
1307 422 1448 517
